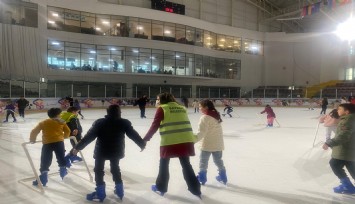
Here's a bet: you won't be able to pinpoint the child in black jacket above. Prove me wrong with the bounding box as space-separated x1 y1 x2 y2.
73 105 145 202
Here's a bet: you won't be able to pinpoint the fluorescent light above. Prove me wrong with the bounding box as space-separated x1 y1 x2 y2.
110 48 116 51
95 27 101 31
102 21 109 25
133 50 139 53
52 13 58 17
206 37 211 40
48 20 55 24
90 51 96 54
220 39 225 42
51 42 60 45
164 30 171 34
137 26 143 30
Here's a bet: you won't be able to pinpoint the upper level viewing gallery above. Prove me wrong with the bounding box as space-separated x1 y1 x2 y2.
0 0 264 56
46 6 263 55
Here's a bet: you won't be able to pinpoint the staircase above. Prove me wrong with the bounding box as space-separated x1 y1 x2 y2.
305 80 341 98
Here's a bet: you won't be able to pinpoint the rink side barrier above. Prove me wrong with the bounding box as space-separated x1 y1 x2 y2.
19 137 93 194
0 97 339 112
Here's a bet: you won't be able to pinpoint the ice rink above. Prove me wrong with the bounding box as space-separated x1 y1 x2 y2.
1 106 355 204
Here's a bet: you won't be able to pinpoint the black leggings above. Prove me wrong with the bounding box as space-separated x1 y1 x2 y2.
155 157 201 195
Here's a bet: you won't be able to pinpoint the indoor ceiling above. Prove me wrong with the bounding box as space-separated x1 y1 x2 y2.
247 0 355 33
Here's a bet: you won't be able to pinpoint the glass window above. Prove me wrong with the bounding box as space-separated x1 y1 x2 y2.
244 39 263 55
151 49 164 74
96 14 111 36
203 56 210 77
65 42 80 70
164 51 175 75
73 82 88 97
25 81 38 98
204 31 216 49
233 37 242 53
175 52 186 75
81 44 96 71
23 4 38 27
195 55 203 76
110 15 126 36
106 83 125 97
152 20 163 41
225 36 234 52
125 47 139 73
80 12 95 35
110 46 125 72
97 45 111 72
195 29 203 47
48 7 64 30
63 9 81 33
48 40 64 69
11 80 24 98
138 48 152 73
217 34 226 51
186 26 195 45
131 17 151 40
176 24 186 44
89 83 106 97
129 17 139 38
215 58 225 78
185 53 194 76
163 22 176 42
0 79 10 98
209 57 217 78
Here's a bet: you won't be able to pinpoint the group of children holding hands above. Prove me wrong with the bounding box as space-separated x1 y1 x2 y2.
28 96 355 202
29 93 227 201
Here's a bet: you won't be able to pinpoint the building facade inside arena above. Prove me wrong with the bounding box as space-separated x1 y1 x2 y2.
0 0 353 102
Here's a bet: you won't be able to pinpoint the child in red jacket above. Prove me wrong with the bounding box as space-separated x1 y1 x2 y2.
260 105 276 127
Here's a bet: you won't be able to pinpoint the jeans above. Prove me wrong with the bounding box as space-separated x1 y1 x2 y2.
156 157 201 195
199 150 226 172
94 156 122 186
40 141 66 172
329 158 355 180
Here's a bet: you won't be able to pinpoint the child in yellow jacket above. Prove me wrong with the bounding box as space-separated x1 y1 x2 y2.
30 108 70 186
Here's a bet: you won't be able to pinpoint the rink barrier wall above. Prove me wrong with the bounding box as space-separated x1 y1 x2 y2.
0 97 339 112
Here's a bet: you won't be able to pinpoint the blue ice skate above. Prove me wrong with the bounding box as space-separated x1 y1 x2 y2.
197 171 207 185
216 169 228 185
114 183 124 200
151 185 165 196
59 167 67 179
333 178 355 194
87 185 106 202
32 171 48 186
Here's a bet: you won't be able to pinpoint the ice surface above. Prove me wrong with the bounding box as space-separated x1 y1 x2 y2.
1 106 354 204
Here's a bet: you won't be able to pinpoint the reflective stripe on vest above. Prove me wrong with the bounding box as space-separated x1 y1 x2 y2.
159 102 195 146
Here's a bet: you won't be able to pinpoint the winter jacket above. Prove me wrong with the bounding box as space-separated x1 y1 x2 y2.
30 118 70 144
17 99 29 109
261 107 276 118
75 115 145 159
136 97 149 108
196 115 224 151
60 112 83 136
326 114 355 161
319 114 339 127
5 104 15 112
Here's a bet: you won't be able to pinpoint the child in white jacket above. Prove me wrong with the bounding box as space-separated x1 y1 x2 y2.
319 109 340 141
195 99 227 185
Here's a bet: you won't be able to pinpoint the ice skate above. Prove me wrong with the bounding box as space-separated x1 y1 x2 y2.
87 185 106 202
151 185 165 196
114 183 124 200
32 171 48 186
216 169 228 185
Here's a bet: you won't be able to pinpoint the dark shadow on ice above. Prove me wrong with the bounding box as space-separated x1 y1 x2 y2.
206 183 344 204
293 146 334 184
